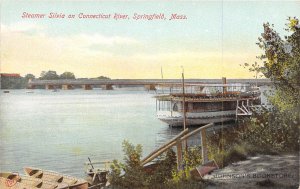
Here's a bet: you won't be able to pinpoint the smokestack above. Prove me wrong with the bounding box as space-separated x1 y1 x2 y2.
222 77 227 93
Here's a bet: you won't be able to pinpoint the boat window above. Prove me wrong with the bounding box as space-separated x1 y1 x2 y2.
158 100 172 111
173 103 178 111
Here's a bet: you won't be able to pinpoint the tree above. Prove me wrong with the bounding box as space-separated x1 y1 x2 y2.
40 70 59 80
256 17 300 115
0 76 24 89
24 74 35 81
60 72 75 79
240 17 300 152
109 140 146 188
241 62 264 86
121 140 146 188
108 141 178 188
96 76 110 80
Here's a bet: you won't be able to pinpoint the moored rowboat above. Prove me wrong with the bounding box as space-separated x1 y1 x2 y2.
0 172 67 189
24 167 88 189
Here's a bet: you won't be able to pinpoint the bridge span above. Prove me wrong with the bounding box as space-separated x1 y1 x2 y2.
28 78 272 90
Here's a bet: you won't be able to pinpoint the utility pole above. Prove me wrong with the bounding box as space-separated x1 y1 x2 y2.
181 66 188 151
182 68 187 130
161 66 164 94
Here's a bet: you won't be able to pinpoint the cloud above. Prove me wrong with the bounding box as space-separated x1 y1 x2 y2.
1 22 141 60
1 22 139 47
1 22 45 33
117 51 256 79
0 23 142 77
1 22 255 79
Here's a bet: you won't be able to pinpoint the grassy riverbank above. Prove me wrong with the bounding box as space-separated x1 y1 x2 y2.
106 123 299 189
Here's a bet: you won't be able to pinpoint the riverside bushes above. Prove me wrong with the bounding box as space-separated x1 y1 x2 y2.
206 106 299 168
109 140 146 188
108 140 207 189
238 108 299 153
206 126 248 168
209 17 300 166
146 148 177 185
108 140 180 189
241 17 300 153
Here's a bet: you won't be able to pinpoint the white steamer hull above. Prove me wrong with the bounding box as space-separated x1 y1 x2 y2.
157 110 236 127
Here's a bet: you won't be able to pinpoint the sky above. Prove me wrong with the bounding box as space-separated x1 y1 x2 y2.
1 1 299 79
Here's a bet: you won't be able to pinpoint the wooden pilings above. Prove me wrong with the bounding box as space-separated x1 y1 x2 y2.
176 139 183 170
141 123 214 170
180 123 213 141
141 129 189 166
200 129 208 164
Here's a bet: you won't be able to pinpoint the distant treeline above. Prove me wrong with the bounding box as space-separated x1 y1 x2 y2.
0 70 110 89
1 76 28 89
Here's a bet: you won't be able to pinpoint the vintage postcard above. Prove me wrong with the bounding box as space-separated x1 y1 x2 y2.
0 1 299 189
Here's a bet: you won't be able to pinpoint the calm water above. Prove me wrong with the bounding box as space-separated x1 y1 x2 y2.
0 86 270 177
0 89 182 177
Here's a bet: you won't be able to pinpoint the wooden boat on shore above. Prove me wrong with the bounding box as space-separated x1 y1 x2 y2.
1 176 35 189
0 172 67 189
84 159 110 188
24 167 88 189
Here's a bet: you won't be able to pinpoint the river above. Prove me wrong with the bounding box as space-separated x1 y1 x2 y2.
0 86 270 177
0 88 183 177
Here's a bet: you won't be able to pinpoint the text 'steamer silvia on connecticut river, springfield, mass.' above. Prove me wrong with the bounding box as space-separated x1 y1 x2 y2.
21 12 187 20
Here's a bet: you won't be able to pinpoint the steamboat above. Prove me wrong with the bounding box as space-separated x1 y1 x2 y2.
155 80 261 127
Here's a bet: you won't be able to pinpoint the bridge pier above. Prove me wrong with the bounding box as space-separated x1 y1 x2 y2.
62 84 73 90
82 84 93 90
27 79 35 89
45 84 54 90
27 85 35 89
144 84 156 91
101 84 113 90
